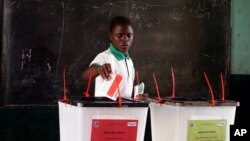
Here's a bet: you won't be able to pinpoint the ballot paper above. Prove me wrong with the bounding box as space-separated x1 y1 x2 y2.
134 82 145 99
91 116 138 141
101 73 123 101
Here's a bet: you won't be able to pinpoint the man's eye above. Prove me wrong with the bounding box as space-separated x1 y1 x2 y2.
115 33 133 38
127 34 133 38
116 34 123 38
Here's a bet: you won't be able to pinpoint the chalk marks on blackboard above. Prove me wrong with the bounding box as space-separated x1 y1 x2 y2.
45 59 52 72
170 0 227 21
131 2 149 11
188 7 211 20
56 2 65 74
100 1 163 30
187 0 222 19
20 48 52 72
129 2 162 30
21 49 32 71
103 0 220 30
202 54 211 58
172 8 184 21
101 0 224 30
171 1 212 20
102 0 114 17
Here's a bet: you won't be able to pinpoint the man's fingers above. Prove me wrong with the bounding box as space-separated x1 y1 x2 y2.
99 66 109 79
106 64 112 72
102 66 110 79
103 64 112 78
98 67 106 79
97 63 112 80
104 64 112 73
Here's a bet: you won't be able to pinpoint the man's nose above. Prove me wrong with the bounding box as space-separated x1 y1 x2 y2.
121 35 129 41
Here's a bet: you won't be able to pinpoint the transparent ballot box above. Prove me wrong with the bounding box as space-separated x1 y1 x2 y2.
58 97 148 141
149 98 239 141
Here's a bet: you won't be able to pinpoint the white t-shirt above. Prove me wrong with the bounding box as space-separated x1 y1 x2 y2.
90 43 135 98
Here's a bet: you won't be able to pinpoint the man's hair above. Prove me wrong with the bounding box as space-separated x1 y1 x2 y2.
109 16 133 32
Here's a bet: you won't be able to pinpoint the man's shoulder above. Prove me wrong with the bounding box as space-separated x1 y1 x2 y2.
96 48 112 57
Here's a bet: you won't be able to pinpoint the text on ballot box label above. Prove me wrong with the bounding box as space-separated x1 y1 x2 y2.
91 119 138 141
187 119 227 141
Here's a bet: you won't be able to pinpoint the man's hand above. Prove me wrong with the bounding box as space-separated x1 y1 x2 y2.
97 63 112 80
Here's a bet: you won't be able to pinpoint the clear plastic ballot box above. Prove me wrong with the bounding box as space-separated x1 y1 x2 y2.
58 97 148 141
149 98 239 141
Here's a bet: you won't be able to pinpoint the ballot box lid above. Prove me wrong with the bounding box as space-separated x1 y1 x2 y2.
60 96 149 107
150 97 239 107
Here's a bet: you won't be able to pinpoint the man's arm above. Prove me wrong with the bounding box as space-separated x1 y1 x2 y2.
82 63 112 80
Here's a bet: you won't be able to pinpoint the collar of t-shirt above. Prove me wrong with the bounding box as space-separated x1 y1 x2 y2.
109 43 130 61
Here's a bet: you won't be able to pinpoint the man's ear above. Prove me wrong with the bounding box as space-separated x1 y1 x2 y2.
109 32 113 41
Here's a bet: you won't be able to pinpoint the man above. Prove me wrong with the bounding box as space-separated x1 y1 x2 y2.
83 16 135 98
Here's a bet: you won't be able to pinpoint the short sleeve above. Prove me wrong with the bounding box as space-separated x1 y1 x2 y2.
89 52 109 67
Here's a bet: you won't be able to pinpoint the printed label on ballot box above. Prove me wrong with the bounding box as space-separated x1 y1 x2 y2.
187 119 227 141
91 119 138 141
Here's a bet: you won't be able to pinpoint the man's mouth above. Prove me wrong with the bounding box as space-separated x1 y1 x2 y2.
122 46 128 50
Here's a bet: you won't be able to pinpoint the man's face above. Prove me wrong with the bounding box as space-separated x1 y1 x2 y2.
109 25 134 54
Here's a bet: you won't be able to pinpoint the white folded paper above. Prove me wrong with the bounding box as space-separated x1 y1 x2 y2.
134 82 145 99
101 73 123 101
